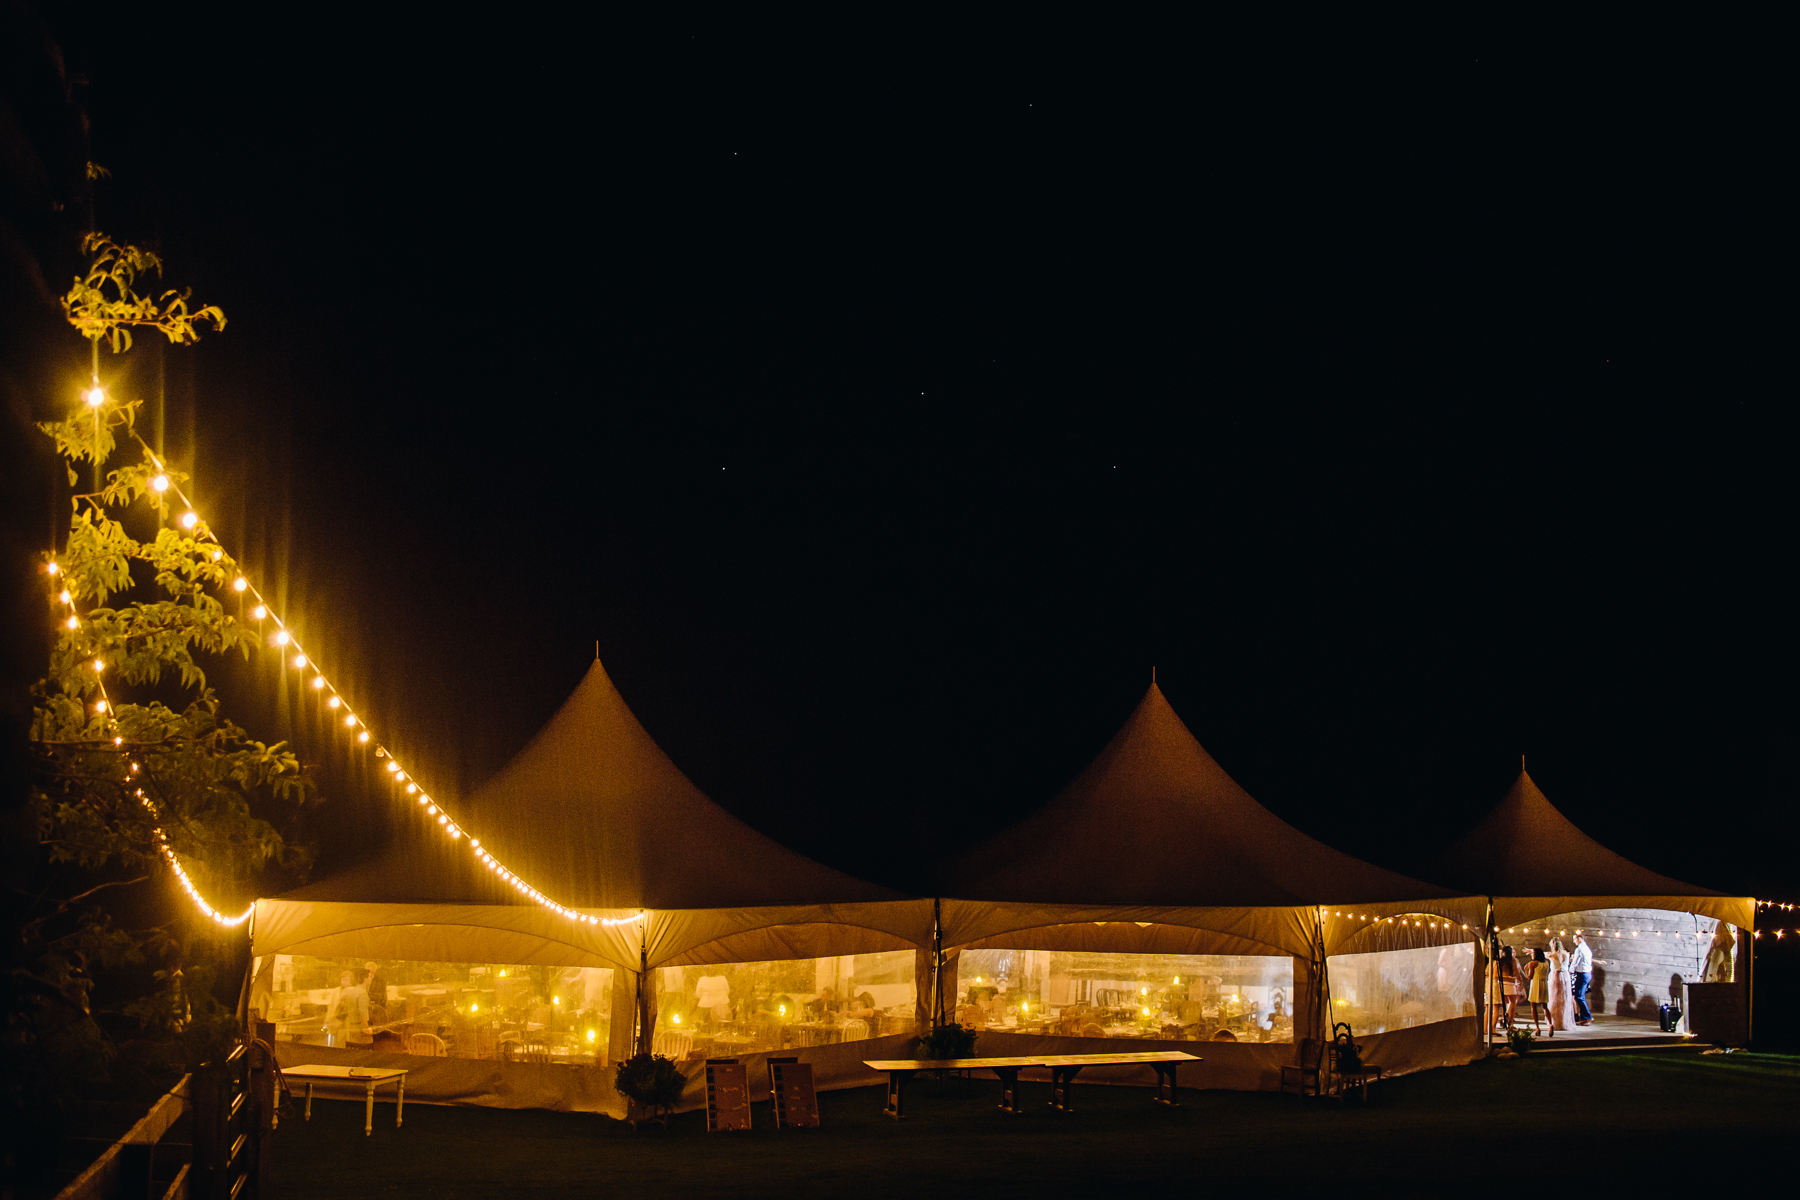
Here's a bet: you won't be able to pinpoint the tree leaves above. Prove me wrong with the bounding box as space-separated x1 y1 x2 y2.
60 233 226 349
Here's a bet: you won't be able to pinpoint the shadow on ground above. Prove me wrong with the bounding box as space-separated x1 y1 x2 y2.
267 1054 1800 1198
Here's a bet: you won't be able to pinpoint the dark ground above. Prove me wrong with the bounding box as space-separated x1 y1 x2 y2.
265 1054 1796 1198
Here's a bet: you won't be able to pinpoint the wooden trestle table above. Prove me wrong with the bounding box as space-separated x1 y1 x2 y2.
863 1051 1200 1118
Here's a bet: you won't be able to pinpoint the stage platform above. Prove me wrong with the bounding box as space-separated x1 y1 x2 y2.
1493 1013 1702 1055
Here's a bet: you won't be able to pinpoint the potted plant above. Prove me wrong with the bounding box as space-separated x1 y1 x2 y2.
613 1054 686 1130
917 1023 978 1060
1507 1027 1535 1056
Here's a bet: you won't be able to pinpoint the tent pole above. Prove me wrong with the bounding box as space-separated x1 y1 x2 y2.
637 945 651 1058
932 898 943 1028
1482 897 1494 1052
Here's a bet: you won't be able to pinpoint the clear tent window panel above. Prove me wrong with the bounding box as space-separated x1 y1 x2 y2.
954 949 1295 1043
259 954 613 1065
1327 943 1474 1034
651 950 917 1060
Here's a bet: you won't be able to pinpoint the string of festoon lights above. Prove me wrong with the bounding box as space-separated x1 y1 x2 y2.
1321 911 1777 942
1754 900 1796 939
49 412 641 932
1324 912 1470 931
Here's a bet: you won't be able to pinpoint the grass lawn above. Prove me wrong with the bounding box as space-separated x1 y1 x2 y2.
267 1053 1799 1198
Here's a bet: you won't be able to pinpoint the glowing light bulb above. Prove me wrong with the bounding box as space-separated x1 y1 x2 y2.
407 783 417 794
417 796 428 805
150 474 170 493
252 604 267 620
46 562 59 576
180 511 198 530
344 714 356 726
470 1003 478 1013
113 735 123 745
274 630 289 646
1142 1007 1151 1016
1173 977 1180 985
66 615 78 630
586 1029 597 1043
59 589 71 603
94 700 107 713
292 654 307 668
328 695 341 708
233 576 247 592
779 1004 787 1016
211 549 223 561
386 760 399 773
358 731 369 743
85 385 105 408
672 1013 681 1025
1140 986 1148 996
93 658 104 672
311 675 326 689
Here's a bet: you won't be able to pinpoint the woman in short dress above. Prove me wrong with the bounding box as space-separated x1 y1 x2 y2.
1523 948 1550 1034
1545 938 1575 1032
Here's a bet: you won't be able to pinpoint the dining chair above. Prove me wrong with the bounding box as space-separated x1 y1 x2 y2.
652 1029 694 1060
408 1032 447 1057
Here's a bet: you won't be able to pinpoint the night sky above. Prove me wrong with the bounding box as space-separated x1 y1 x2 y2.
22 10 1794 900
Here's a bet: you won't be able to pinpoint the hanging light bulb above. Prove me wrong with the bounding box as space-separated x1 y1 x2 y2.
343 713 356 726
327 695 340 707
273 630 290 646
291 653 307 668
251 604 267 620
59 589 71 604
211 549 223 561
180 511 199 530
233 576 248 592
93 658 104 672
85 385 105 408
45 562 59 576
94 700 107 713
358 731 370 743
311 675 326 690
150 474 170 493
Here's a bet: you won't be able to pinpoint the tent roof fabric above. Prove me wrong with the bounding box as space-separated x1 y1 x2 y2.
943 682 1462 909
1426 768 1750 928
284 659 901 910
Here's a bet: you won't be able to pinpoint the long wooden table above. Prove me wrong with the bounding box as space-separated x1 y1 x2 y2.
864 1051 1200 1118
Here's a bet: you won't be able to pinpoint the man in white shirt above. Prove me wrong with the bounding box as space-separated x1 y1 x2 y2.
1569 933 1595 1025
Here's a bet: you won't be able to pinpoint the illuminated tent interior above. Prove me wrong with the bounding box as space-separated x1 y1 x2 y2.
936 681 1488 1090
1426 767 1754 1044
250 660 933 1115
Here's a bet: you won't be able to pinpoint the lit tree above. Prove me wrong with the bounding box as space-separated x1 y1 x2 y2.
9 229 314 1111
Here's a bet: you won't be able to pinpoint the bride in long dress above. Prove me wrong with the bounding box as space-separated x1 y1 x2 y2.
1545 938 1575 1032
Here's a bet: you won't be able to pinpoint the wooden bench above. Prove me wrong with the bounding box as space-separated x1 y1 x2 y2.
864 1051 1200 1118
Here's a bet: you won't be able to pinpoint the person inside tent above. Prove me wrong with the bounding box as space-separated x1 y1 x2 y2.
842 989 879 1031
329 969 371 1047
808 986 842 1021
362 961 389 1019
694 972 732 1028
